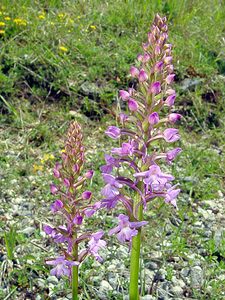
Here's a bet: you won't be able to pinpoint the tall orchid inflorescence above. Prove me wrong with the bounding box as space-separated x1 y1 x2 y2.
43 121 105 300
102 14 182 299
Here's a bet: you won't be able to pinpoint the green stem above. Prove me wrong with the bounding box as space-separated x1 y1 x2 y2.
129 194 143 300
72 239 79 300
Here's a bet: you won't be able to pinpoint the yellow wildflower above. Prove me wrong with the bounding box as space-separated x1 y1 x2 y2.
33 164 44 172
41 153 55 163
43 154 48 161
68 18 74 24
4 16 10 21
58 13 65 18
61 149 66 153
13 18 27 26
90 25 96 30
59 46 68 52
38 14 45 20
0 29 5 34
48 154 55 160
0 21 5 26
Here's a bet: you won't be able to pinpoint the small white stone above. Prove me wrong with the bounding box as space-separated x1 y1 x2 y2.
107 264 117 272
150 251 162 259
36 278 45 288
47 275 58 284
218 274 225 281
177 279 186 289
171 285 183 296
173 256 180 262
19 226 35 235
144 269 154 280
190 266 204 287
141 295 157 300
100 280 113 292
193 221 203 228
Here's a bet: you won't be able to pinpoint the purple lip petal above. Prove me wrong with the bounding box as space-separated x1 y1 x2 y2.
163 128 180 143
105 126 121 139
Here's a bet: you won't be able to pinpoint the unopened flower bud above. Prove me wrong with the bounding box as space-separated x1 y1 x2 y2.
50 184 58 195
128 98 138 111
119 113 128 123
138 69 148 82
128 88 135 96
166 74 175 84
73 164 79 173
130 66 139 77
85 170 94 179
165 48 172 55
119 90 130 101
53 168 60 178
166 88 176 95
155 45 161 55
137 54 143 61
148 32 155 43
148 112 159 125
63 178 70 188
61 153 68 161
164 43 172 49
142 42 150 51
159 33 167 45
73 214 83 225
154 14 162 25
143 53 151 62
164 56 172 64
51 200 64 213
168 113 182 123
165 94 176 106
166 64 174 73
152 26 160 37
149 81 161 94
161 25 168 32
155 61 164 72
82 191 92 200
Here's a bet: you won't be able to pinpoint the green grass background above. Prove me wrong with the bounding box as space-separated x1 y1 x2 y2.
0 0 224 299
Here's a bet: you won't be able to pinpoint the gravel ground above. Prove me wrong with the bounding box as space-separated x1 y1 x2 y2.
0 132 225 299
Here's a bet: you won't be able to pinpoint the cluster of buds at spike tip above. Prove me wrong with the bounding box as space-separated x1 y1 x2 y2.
102 14 182 244
44 121 105 278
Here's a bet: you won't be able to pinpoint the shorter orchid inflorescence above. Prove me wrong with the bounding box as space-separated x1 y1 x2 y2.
43 121 105 299
101 14 182 298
